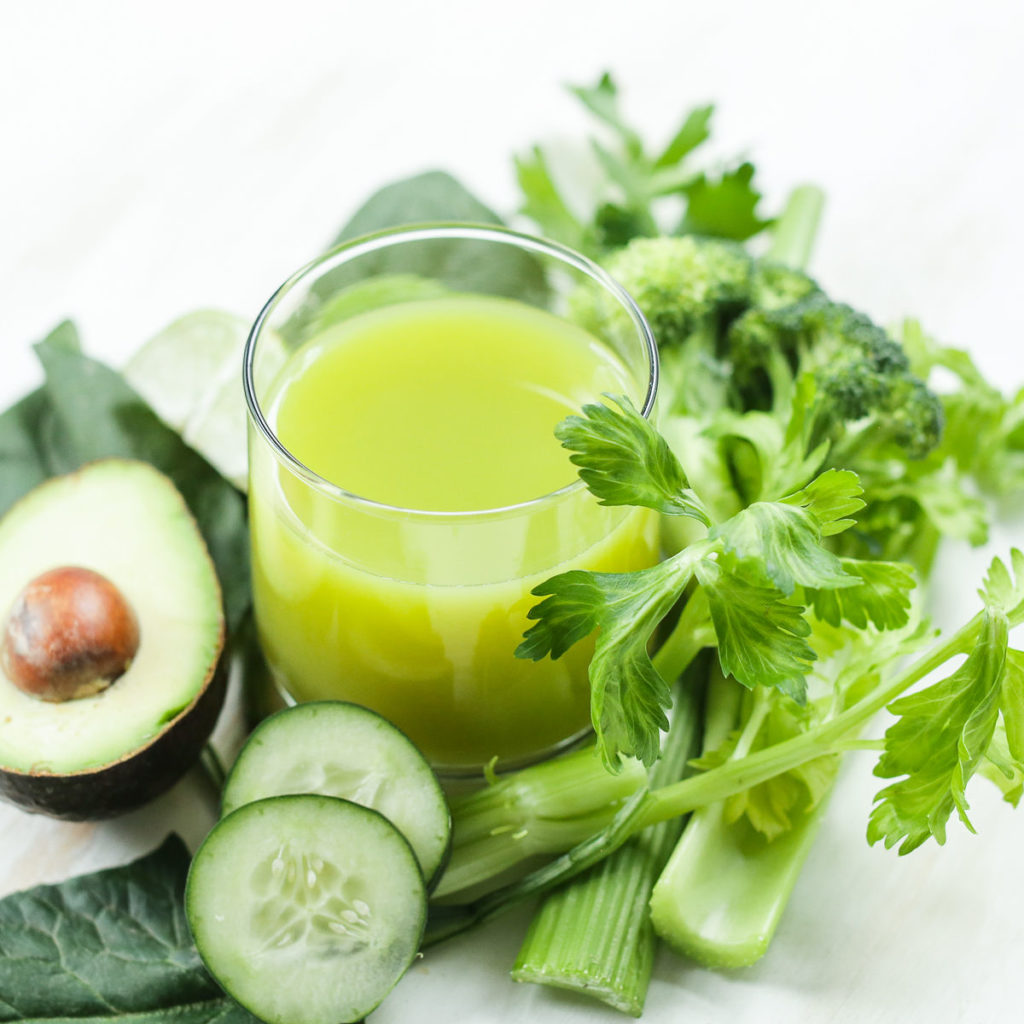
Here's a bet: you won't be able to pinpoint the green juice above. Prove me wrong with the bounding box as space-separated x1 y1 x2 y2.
250 295 657 768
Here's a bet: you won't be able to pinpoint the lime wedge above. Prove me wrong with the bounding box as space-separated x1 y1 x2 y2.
124 311 288 490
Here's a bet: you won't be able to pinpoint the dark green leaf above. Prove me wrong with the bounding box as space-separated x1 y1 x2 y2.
592 202 655 251
556 395 709 522
283 171 549 344
329 170 504 246
0 322 84 516
0 389 59 517
0 837 256 1024
32 339 250 631
680 162 772 241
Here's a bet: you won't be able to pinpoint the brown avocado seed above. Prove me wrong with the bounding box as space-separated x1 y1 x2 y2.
1 566 141 702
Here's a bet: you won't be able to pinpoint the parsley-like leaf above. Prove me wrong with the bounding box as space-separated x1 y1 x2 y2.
518 556 698 769
809 559 916 631
781 468 866 536
679 162 772 241
654 104 714 169
711 500 854 596
868 610 1012 854
568 72 643 158
556 394 709 523
514 146 590 255
696 559 814 700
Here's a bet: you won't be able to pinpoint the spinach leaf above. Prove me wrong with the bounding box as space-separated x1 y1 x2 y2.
0 836 255 1024
0 323 82 514
29 336 250 632
285 170 550 343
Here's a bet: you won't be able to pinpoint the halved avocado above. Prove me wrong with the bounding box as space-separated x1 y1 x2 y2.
0 460 226 819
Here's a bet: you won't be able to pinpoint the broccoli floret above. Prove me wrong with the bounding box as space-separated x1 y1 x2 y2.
727 293 943 457
749 260 821 311
575 235 943 462
578 236 753 350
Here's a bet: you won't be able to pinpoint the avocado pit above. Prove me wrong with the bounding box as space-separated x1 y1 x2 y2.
1 566 140 702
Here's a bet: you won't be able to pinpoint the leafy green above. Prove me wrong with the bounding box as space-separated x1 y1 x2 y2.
286 170 549 344
0 323 82 515
555 395 708 522
30 336 250 631
868 612 1012 853
517 72 773 255
520 557 698 769
868 553 1024 853
0 836 256 1024
519 398 916 764
809 559 916 630
678 162 772 241
695 560 814 701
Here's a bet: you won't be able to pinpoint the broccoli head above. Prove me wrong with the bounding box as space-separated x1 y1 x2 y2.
575 236 752 350
574 235 943 461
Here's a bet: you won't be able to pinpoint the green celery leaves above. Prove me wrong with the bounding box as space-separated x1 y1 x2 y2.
520 558 697 770
868 552 1024 853
516 73 773 256
520 397 918 767
556 395 709 522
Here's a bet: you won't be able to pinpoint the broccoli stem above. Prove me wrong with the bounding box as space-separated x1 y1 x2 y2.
765 185 825 270
509 659 706 1016
423 605 1000 945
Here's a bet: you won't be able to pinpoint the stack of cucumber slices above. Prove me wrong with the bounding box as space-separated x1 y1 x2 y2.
186 702 451 1024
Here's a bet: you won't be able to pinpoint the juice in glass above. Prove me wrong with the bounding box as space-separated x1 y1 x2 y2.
245 226 659 772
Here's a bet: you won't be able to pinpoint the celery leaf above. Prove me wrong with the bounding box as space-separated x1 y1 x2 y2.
556 394 709 523
696 560 814 700
809 559 916 631
868 611 1014 853
518 557 698 768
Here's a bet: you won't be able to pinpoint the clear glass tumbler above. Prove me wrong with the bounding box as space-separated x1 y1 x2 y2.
244 224 658 775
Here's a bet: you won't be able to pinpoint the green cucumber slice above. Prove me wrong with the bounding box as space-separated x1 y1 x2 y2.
187 794 426 1024
221 701 451 888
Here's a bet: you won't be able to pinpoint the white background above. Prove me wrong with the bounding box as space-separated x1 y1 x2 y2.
2 2 1023 1021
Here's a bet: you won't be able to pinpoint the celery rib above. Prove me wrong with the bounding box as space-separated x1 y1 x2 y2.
510 661 706 1016
435 745 647 900
649 668 833 968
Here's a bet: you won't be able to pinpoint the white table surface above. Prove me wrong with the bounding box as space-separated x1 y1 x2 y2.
2 2 1023 1021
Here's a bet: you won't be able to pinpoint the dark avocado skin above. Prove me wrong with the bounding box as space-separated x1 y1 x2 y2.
0 659 227 820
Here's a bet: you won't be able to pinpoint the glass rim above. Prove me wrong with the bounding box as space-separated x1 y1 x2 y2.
242 221 659 522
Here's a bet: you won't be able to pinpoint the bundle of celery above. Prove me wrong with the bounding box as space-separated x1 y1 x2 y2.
428 74 1024 1016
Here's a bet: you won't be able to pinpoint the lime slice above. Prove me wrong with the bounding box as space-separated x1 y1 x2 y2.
124 311 288 490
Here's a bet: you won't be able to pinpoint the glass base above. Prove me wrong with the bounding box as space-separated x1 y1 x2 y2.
269 672 593 783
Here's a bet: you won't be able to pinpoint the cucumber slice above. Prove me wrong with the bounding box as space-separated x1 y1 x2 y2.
187 794 426 1024
221 701 451 888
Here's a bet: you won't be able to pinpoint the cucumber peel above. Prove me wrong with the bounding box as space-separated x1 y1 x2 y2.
187 794 426 1024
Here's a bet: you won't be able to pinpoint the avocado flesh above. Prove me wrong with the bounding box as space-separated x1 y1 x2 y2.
0 460 224 778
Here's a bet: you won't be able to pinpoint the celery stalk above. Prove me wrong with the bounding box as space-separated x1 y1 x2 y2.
510 661 706 1015
650 792 831 968
645 182 834 969
435 746 648 899
649 666 833 967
